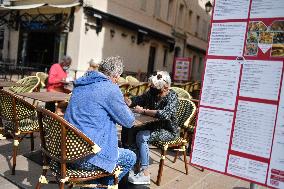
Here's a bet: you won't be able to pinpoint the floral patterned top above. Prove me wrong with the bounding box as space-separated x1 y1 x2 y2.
131 89 179 142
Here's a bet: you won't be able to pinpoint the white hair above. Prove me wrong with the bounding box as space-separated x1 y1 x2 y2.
98 56 124 77
149 71 171 89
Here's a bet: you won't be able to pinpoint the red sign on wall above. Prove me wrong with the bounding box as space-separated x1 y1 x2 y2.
190 0 284 188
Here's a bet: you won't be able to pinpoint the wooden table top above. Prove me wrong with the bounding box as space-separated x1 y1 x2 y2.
17 91 70 102
0 81 25 88
133 112 158 127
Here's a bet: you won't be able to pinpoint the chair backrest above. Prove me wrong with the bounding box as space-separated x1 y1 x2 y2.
118 77 126 84
137 82 149 96
36 72 48 88
37 107 98 162
176 98 197 129
0 90 36 130
119 83 130 95
170 87 192 99
9 76 40 93
128 85 140 97
126 75 139 84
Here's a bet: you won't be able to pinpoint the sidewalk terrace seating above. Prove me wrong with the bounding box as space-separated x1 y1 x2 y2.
9 76 40 93
170 86 192 99
151 98 197 186
36 107 122 189
0 90 39 175
35 72 48 88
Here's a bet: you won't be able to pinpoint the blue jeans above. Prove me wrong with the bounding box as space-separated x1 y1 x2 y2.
136 130 151 170
73 148 136 188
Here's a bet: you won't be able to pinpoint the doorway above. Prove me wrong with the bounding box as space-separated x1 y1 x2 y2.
147 46 156 76
26 32 56 69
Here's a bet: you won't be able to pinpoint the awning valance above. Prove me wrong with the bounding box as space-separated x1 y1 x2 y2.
0 1 80 10
1 4 45 10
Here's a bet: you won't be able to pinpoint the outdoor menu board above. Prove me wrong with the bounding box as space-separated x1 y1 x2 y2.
190 0 284 188
173 57 191 81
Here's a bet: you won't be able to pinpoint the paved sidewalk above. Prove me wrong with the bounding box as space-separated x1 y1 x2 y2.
0 132 269 189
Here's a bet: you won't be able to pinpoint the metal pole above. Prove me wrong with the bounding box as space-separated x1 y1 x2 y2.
250 183 258 189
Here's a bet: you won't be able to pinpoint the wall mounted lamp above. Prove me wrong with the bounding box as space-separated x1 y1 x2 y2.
205 1 213 13
110 29 115 38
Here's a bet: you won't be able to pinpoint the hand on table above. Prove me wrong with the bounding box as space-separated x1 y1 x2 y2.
133 105 144 114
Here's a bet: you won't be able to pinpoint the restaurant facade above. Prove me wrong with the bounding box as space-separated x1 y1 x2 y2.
0 0 210 81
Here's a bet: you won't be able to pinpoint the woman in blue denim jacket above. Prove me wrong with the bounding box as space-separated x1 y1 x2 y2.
64 56 136 187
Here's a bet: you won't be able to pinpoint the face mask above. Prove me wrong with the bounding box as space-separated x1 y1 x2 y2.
62 66 69 71
149 86 161 96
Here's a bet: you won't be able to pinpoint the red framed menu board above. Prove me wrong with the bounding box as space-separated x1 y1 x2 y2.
190 0 284 188
173 57 191 82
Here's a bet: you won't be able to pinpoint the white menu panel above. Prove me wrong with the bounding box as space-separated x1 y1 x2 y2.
232 101 277 158
208 22 247 56
213 0 250 20
267 76 284 189
191 107 233 172
240 60 283 100
201 59 240 110
250 0 284 18
227 155 268 184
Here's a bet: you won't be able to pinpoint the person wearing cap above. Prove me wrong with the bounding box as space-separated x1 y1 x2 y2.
64 56 136 187
124 71 178 185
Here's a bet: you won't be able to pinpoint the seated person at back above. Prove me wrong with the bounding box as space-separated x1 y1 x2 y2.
47 55 72 93
124 71 178 185
46 55 72 114
64 56 136 187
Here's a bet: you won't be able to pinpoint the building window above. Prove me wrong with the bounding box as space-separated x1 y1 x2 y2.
167 0 173 21
187 10 193 31
195 15 200 36
163 48 168 67
192 55 197 76
154 0 161 17
198 57 203 73
202 20 208 40
140 0 147 11
178 4 184 27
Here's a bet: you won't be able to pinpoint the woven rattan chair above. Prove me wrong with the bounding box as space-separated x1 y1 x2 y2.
36 107 122 189
151 98 197 186
117 77 127 84
9 76 40 93
36 72 48 88
119 83 130 95
170 87 192 99
125 75 139 84
0 90 39 175
137 82 149 96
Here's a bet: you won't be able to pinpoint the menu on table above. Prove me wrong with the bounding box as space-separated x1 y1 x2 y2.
190 0 284 188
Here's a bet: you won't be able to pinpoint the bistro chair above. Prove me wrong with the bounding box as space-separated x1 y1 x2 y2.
137 82 149 95
151 98 197 186
36 107 122 189
170 87 192 99
36 72 48 88
9 76 40 93
0 89 39 175
125 75 139 84
119 83 130 95
117 76 127 84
